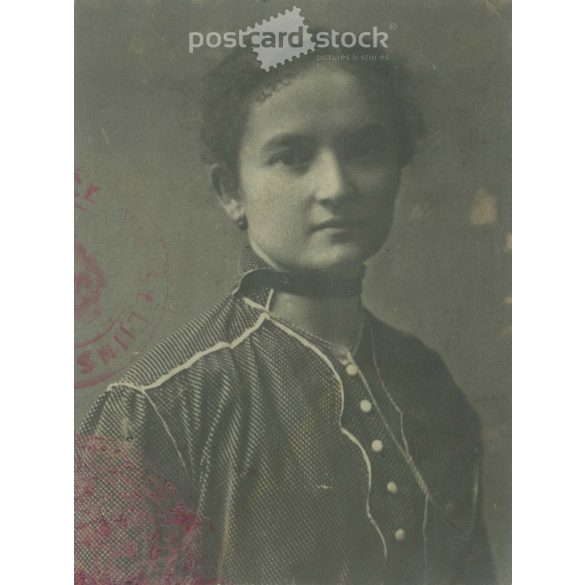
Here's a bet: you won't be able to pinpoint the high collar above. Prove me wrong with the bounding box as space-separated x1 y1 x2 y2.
232 246 365 300
237 245 276 279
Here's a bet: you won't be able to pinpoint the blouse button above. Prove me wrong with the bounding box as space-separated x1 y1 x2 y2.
345 363 359 376
394 528 406 542
386 481 398 494
359 399 372 413
371 439 383 453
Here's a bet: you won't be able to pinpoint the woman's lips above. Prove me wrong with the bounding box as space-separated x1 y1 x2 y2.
312 217 366 231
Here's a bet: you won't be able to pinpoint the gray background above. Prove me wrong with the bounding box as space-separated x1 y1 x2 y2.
75 0 511 581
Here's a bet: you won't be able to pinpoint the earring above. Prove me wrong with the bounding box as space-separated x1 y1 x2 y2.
235 216 248 231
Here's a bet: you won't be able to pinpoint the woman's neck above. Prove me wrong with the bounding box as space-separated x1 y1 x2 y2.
270 291 364 351
249 240 365 349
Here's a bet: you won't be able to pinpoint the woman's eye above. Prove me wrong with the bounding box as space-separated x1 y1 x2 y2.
270 148 313 168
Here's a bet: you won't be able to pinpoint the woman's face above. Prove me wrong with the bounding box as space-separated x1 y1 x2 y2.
236 64 402 274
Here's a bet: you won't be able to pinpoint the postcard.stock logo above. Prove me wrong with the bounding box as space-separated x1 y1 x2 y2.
188 7 392 71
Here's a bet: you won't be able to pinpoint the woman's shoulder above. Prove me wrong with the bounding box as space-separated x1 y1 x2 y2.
367 312 482 439
367 312 452 370
110 292 264 392
79 292 264 443
78 292 265 437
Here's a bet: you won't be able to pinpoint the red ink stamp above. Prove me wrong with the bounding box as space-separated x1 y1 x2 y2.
75 434 219 584
75 168 170 389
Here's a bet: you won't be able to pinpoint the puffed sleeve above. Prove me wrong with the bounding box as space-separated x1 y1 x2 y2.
75 385 212 585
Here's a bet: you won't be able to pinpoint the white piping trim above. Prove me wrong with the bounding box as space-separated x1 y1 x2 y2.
143 390 190 479
110 312 269 393
230 267 274 295
366 317 477 537
265 288 275 311
107 381 142 393
104 312 270 488
367 319 410 454
231 268 257 295
268 317 388 561
340 427 388 560
356 364 433 503
241 295 270 313
365 317 435 504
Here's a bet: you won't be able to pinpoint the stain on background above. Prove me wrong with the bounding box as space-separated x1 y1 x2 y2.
75 0 511 581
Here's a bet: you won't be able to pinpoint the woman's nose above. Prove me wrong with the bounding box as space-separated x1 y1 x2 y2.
312 149 355 203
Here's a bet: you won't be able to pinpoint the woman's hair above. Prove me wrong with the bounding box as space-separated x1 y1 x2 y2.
197 27 425 173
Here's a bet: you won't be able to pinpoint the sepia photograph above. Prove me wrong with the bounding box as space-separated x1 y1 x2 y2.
74 1 512 583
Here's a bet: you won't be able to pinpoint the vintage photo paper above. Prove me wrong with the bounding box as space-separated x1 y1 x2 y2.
75 1 511 583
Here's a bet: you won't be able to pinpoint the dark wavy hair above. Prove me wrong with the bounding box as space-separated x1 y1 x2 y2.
197 27 425 173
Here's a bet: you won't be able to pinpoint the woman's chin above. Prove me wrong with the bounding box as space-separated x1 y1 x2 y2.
253 239 380 274
297 246 375 275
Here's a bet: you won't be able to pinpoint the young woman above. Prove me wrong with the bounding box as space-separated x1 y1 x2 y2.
76 39 495 585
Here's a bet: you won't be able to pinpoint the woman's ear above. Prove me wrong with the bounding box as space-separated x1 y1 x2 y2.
210 163 245 224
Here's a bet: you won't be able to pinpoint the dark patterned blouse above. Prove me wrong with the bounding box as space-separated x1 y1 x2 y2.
75 247 495 585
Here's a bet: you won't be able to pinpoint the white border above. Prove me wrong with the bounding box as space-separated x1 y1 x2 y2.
514 1 585 584
2 1 72 583
3 0 585 583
